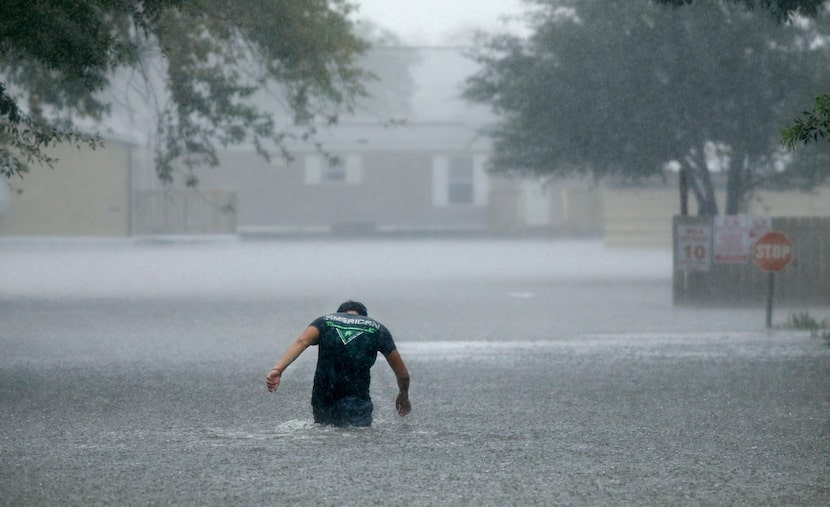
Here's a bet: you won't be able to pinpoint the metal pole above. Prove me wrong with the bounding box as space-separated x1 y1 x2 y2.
765 271 775 329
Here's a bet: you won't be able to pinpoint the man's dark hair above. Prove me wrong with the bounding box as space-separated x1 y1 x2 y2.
337 300 368 316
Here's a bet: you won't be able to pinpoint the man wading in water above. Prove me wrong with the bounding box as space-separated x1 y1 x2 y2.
266 301 411 427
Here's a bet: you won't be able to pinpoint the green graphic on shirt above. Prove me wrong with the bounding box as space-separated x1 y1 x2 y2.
327 322 377 345
335 327 364 345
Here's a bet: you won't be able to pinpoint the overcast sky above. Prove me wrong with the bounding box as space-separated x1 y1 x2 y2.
353 0 529 46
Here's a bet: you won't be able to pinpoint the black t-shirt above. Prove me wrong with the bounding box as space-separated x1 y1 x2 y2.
309 313 397 406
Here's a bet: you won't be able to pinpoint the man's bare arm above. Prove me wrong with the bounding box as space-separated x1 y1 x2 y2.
384 349 411 416
266 326 320 392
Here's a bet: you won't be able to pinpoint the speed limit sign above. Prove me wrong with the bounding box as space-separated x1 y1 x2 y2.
676 223 712 272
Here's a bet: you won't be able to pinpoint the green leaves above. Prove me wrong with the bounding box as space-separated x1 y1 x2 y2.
655 0 828 21
1 80 101 179
782 94 830 148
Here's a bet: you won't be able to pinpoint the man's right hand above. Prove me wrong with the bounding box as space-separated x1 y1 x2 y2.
266 368 282 392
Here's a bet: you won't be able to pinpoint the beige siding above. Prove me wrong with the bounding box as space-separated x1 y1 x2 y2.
602 184 679 248
5 137 828 240
0 142 130 236
603 179 830 248
747 187 830 217
197 149 491 234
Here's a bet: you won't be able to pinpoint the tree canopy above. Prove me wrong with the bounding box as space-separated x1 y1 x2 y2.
656 0 827 20
463 0 830 215
656 0 830 150
0 0 372 185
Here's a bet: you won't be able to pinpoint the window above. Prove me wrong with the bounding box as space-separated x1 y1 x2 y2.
432 155 488 207
322 156 346 183
304 154 361 185
448 157 474 204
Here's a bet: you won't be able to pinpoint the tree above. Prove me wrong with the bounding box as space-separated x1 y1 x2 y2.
463 0 830 215
0 0 371 185
655 1 830 150
656 0 828 20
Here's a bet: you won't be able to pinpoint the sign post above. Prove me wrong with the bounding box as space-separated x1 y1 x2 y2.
753 231 794 328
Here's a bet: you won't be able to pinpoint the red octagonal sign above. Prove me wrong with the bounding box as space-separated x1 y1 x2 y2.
754 231 793 272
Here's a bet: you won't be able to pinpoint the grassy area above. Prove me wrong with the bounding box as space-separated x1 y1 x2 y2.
783 312 830 345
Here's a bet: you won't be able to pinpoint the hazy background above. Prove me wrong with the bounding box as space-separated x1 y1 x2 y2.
355 0 528 45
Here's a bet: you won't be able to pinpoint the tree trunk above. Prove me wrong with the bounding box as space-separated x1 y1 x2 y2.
684 146 718 216
697 165 718 216
724 151 746 215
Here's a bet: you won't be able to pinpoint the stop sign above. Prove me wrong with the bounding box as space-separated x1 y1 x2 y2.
754 231 793 272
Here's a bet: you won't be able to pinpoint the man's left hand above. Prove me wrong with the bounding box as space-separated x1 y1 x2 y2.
396 393 411 416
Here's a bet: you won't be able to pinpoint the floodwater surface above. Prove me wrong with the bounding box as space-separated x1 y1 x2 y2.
1 238 828 505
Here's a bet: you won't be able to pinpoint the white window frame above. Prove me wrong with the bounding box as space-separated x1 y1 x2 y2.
432 155 489 207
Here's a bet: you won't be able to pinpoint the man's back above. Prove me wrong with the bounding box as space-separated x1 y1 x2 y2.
310 312 396 404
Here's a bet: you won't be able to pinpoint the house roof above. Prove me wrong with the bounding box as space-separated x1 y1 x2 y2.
268 120 492 153
98 47 496 153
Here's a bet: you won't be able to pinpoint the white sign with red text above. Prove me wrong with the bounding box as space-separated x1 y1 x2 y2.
713 215 771 264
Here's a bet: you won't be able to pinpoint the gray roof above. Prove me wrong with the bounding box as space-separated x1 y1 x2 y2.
97 47 496 152
279 120 492 153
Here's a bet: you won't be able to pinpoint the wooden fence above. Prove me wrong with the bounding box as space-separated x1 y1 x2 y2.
133 189 237 235
673 215 830 306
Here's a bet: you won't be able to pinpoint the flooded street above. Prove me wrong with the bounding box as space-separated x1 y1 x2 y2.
1 238 828 505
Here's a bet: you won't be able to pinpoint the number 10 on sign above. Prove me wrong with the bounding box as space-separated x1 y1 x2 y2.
677 224 712 272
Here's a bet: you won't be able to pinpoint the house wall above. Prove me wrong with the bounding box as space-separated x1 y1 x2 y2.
7 136 827 242
602 182 679 247
602 175 830 248
199 149 492 235
488 176 603 235
0 141 131 236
